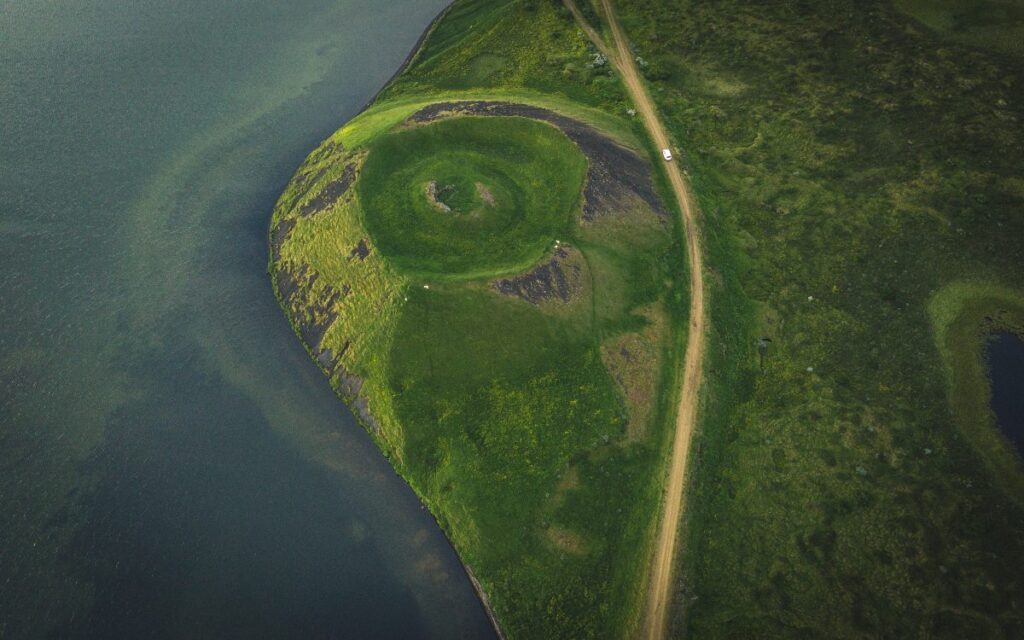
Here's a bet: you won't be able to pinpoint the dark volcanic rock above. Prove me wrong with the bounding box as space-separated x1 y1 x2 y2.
493 246 583 305
270 217 296 263
274 261 347 370
300 163 356 216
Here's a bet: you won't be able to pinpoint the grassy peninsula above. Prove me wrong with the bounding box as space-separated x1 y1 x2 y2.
270 0 1024 638
270 2 687 636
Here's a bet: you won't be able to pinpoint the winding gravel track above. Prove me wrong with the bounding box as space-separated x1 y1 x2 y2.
566 2 707 638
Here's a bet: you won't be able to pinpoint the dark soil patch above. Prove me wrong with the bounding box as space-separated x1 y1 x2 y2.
270 217 296 263
493 245 583 305
296 274 345 351
278 167 326 215
295 166 328 192
300 163 356 216
275 140 343 214
349 239 371 262
274 261 302 304
407 101 668 221
274 262 346 373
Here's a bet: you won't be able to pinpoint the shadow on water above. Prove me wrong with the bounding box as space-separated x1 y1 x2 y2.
986 332 1024 458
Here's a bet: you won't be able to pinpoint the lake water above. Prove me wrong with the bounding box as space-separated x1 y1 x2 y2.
987 332 1024 458
0 1 494 638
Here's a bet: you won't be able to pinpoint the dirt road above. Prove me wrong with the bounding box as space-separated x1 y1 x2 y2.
566 2 707 638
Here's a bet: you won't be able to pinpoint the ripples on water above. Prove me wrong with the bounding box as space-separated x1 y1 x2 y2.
0 1 493 637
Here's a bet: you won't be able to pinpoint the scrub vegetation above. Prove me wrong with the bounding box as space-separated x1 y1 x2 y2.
270 1 689 637
608 0 1024 637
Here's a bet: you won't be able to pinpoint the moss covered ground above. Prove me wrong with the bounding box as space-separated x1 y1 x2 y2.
605 0 1024 637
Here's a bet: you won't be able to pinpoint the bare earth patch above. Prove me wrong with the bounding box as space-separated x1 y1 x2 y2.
300 163 356 216
476 182 496 207
492 245 586 305
425 181 452 213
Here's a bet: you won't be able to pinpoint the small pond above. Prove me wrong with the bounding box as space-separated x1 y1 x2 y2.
986 331 1024 457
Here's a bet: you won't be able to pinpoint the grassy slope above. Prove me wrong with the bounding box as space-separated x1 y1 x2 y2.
609 0 1024 637
270 1 689 637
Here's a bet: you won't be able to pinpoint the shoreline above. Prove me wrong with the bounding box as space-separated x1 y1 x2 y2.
269 97 672 639
362 6 511 638
270 6 678 638
356 1 455 116
342 4 512 637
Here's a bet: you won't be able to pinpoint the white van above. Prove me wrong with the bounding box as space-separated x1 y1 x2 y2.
662 148 673 162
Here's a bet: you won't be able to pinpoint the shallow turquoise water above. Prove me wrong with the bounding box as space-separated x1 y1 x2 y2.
0 1 493 637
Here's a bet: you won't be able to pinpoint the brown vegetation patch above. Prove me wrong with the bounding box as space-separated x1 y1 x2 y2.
406 101 669 221
600 307 668 440
546 526 587 555
492 245 585 305
548 465 580 510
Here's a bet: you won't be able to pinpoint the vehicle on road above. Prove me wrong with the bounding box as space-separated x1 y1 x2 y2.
662 148 673 161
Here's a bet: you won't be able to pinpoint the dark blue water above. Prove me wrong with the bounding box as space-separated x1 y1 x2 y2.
0 1 494 638
987 331 1024 458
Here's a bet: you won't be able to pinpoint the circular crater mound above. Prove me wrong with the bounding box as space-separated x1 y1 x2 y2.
358 116 587 277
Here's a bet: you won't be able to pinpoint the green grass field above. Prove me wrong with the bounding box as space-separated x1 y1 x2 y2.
268 3 688 635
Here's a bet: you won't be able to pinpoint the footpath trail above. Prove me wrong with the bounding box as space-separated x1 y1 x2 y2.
566 1 707 638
